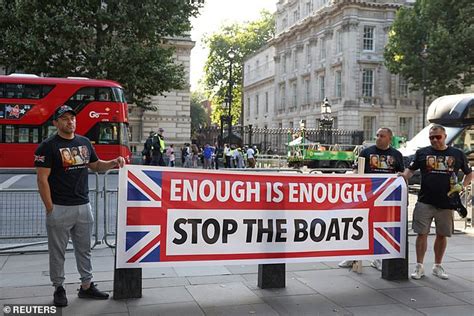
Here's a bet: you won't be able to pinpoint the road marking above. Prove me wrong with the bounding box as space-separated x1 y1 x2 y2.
0 175 28 189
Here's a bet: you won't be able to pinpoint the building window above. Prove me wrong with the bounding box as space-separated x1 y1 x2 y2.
336 30 343 54
293 51 298 70
306 44 312 65
399 117 413 139
305 1 312 15
335 71 342 98
362 69 374 98
293 10 299 24
320 38 326 60
305 79 311 104
319 75 325 101
399 77 409 98
292 82 297 107
255 60 260 75
282 54 286 73
247 97 251 117
363 116 376 140
363 26 375 51
265 55 269 69
255 94 259 115
280 85 286 109
265 92 269 113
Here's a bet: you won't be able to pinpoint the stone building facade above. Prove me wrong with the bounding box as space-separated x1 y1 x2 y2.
243 0 421 141
128 36 194 154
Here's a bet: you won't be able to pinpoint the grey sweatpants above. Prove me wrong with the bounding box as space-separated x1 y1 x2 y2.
46 203 94 287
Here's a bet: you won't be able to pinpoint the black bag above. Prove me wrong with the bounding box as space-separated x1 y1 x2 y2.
448 193 467 218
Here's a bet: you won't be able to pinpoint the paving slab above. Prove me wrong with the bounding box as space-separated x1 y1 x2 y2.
346 303 424 316
348 272 423 290
142 277 190 288
0 255 8 270
0 254 48 273
187 274 245 285
125 286 194 307
417 304 474 316
445 291 474 305
380 286 467 308
224 264 258 274
174 265 231 277
55 295 129 316
244 277 317 297
186 282 263 308
285 262 330 271
410 273 474 294
262 294 350 316
128 301 205 316
0 270 50 287
203 303 279 316
298 275 396 307
141 267 178 278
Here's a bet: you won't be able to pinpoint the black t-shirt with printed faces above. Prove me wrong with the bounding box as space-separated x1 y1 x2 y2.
409 146 472 209
357 145 404 174
34 134 98 206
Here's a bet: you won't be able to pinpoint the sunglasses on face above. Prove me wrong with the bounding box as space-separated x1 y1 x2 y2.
429 135 443 140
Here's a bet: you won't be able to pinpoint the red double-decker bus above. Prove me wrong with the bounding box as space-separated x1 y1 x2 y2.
0 74 131 168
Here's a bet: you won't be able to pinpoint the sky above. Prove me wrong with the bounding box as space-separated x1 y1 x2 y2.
189 0 276 91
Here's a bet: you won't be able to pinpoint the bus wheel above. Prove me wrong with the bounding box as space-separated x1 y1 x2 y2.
335 161 350 173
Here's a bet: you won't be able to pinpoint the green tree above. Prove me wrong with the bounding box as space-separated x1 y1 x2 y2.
203 10 275 124
190 91 208 131
0 0 202 109
384 0 474 96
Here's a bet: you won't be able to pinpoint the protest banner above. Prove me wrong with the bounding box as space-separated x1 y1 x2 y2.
116 165 407 268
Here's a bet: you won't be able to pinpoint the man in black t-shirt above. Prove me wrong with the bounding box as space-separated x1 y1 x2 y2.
35 105 125 307
401 124 472 280
339 127 405 273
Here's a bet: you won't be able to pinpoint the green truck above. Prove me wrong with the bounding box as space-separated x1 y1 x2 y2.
287 138 356 169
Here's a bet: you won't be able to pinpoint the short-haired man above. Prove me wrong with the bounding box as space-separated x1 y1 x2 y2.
35 105 126 307
401 124 472 280
339 127 405 271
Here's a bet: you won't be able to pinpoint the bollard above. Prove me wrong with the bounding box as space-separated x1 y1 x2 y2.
258 263 286 289
113 250 142 300
382 216 409 280
113 267 142 299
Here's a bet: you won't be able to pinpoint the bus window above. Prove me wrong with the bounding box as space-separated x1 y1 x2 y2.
19 127 29 143
120 123 130 147
0 125 3 142
0 83 54 99
5 125 14 143
97 87 111 101
112 88 126 102
32 128 39 143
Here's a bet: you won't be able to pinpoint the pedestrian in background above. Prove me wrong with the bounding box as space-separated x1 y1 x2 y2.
166 144 175 167
141 131 154 165
151 128 166 166
35 105 125 307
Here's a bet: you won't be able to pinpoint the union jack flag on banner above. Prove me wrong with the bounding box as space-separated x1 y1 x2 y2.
116 165 407 268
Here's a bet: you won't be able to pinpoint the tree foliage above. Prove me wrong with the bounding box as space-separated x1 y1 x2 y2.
190 91 209 131
0 0 202 109
384 0 474 96
203 10 275 124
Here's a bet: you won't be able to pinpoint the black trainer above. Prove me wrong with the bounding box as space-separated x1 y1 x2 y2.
53 286 68 307
78 282 109 300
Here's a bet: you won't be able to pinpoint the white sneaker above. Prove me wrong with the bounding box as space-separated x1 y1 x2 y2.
338 260 354 268
370 259 382 271
432 264 449 280
411 263 425 279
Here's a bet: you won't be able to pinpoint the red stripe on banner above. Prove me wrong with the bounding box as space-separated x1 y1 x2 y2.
375 227 400 252
128 171 161 201
159 249 370 262
127 207 165 225
127 235 161 263
371 206 400 222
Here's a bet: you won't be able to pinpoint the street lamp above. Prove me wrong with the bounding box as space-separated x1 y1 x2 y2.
319 97 333 144
227 49 236 144
420 45 429 128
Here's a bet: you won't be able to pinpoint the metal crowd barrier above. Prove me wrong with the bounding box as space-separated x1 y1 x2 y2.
0 173 101 253
103 169 119 248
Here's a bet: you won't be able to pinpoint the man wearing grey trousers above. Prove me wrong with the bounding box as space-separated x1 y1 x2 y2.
35 105 125 307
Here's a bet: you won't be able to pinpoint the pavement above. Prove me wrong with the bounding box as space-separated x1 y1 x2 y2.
0 225 473 316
